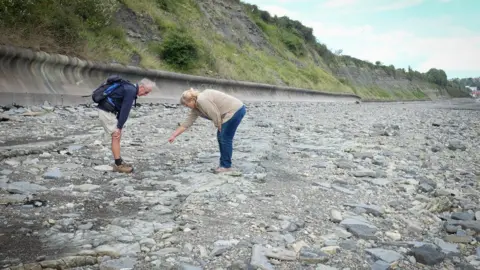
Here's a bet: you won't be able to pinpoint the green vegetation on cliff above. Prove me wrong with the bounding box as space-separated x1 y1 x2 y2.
0 0 471 100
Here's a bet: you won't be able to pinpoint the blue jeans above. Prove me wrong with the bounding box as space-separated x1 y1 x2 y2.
217 105 246 168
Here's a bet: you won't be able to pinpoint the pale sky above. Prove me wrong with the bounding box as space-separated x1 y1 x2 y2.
241 0 480 79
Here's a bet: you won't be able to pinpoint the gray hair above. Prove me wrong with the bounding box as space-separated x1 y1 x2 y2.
138 78 156 91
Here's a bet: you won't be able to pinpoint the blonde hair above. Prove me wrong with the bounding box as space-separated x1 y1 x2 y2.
180 88 200 105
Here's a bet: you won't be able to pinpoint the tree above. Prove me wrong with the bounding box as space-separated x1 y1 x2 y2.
406 65 413 81
426 68 448 86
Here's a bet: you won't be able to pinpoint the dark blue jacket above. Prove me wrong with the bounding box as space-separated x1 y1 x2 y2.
98 83 138 129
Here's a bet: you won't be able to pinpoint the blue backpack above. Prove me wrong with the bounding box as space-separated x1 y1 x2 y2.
91 75 135 111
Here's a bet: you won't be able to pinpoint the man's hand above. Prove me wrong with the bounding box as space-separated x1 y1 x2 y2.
168 135 176 143
112 128 122 139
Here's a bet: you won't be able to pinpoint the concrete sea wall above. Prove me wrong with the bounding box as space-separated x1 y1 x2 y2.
0 45 361 106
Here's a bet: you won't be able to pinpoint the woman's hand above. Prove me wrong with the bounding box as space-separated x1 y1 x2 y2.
168 126 187 143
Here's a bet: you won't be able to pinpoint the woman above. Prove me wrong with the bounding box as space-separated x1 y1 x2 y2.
168 88 247 173
168 88 246 173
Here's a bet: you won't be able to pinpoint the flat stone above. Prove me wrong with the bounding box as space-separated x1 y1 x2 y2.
283 234 296 244
434 238 459 255
340 216 377 229
418 183 435 193
353 169 377 178
451 212 475 221
353 152 374 159
250 245 274 270
95 243 141 257
445 235 473 243
313 162 329 168
78 222 94 230
336 161 356 169
411 244 446 266
331 185 356 195
58 163 81 170
73 184 100 192
419 177 437 188
298 247 329 264
340 239 357 250
140 238 156 247
210 239 239 256
368 178 391 186
43 168 62 179
447 140 466 151
94 165 113 171
151 205 173 215
425 196 453 213
5 159 20 167
151 247 181 257
63 256 97 268
366 248 403 263
385 231 401 241
334 227 352 239
445 224 460 233
344 203 384 217
0 194 28 205
475 211 480 221
0 169 13 175
447 220 480 233
39 260 61 268
372 155 386 165
346 224 377 240
320 246 340 255
67 145 83 152
0 181 47 194
18 263 42 270
330 209 343 223
177 263 202 270
371 260 391 270
315 264 338 270
280 220 298 232
99 257 137 270
264 247 296 261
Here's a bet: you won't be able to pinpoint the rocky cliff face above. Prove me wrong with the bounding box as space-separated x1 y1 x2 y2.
0 0 461 100
196 0 271 50
183 0 450 100
331 64 447 100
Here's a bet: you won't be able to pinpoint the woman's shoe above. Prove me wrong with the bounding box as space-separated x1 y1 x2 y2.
214 167 232 174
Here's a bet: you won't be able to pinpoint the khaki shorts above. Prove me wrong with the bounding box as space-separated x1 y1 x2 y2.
98 109 118 135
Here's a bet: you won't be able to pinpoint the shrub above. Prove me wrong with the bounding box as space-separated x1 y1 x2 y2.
0 0 37 26
156 0 176 12
279 31 304 56
68 0 118 30
158 31 199 70
0 0 118 45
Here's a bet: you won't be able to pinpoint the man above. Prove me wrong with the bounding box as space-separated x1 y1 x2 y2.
97 77 156 173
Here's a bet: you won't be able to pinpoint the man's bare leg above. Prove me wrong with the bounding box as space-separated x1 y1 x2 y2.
111 132 133 173
112 133 121 160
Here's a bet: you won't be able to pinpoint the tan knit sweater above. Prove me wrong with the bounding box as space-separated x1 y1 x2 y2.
180 89 244 129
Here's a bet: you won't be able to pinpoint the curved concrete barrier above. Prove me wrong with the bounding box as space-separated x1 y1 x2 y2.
0 45 361 106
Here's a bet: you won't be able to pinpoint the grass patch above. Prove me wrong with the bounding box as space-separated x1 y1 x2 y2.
0 0 440 100
353 84 430 101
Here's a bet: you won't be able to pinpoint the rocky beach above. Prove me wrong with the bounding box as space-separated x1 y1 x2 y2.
1 98 479 270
